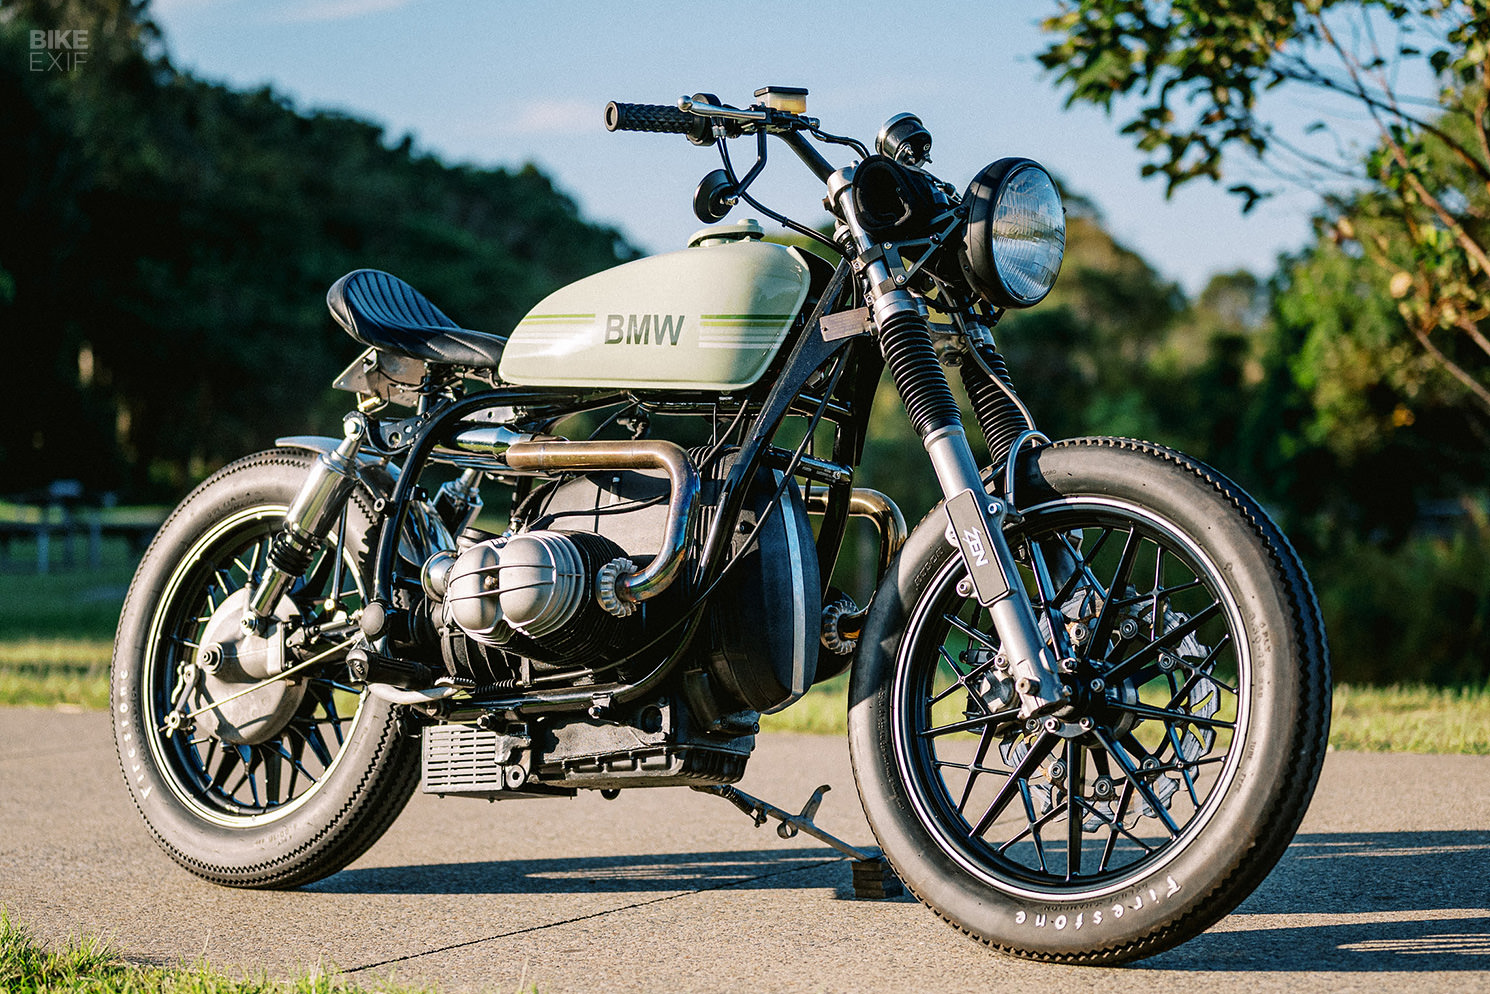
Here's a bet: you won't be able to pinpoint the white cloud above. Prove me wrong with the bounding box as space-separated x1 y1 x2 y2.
510 99 598 136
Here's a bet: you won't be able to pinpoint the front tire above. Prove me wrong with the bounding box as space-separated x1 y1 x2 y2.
111 450 420 888
849 438 1329 963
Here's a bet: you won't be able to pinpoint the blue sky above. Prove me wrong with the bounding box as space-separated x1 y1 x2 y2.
146 0 1349 295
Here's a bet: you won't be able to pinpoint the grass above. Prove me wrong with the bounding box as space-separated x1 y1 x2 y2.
0 536 136 643
761 673 1490 755
0 534 133 711
1329 682 1490 753
0 638 114 710
1 535 1485 754
0 909 443 994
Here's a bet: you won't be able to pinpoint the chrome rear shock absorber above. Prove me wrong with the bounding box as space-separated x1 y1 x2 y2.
829 168 1065 714
242 420 365 632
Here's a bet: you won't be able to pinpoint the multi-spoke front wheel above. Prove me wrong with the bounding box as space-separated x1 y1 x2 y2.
849 438 1329 963
112 450 420 888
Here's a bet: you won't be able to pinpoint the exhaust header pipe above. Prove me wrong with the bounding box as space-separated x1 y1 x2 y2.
501 439 700 608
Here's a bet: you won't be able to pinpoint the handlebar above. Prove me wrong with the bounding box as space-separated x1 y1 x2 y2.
604 102 695 135
605 93 835 183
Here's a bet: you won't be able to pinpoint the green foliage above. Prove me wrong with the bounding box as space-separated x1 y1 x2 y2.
1315 502 1490 685
1040 0 1364 193
0 907 437 993
1 0 631 499
993 198 1281 493
1041 2 1490 683
1040 0 1490 434
997 196 1184 445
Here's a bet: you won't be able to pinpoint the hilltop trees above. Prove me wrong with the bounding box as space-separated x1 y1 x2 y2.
1042 0 1490 453
1 0 631 495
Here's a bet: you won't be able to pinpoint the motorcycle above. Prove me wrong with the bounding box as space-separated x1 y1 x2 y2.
111 87 1330 964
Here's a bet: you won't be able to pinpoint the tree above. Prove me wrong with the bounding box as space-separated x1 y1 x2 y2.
1040 1 1490 432
998 189 1185 446
1 0 632 497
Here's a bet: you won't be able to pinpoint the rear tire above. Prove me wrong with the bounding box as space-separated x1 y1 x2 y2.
111 450 420 888
848 438 1329 963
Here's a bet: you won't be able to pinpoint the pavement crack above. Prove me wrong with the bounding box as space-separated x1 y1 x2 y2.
339 855 843 975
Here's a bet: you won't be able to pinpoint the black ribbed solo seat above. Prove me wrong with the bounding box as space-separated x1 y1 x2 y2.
326 269 506 369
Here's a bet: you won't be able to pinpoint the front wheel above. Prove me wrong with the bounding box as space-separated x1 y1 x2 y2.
849 438 1329 963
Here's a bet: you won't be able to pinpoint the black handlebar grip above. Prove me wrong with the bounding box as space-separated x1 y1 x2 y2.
605 101 695 134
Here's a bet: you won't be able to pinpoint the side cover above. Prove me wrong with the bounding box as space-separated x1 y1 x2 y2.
498 240 811 391
705 469 820 714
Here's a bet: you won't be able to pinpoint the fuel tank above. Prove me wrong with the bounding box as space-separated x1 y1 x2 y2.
498 222 812 392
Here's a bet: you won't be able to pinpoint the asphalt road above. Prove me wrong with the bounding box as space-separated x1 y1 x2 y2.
1 706 1487 993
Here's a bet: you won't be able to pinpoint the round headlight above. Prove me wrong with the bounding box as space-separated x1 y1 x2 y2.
960 158 1065 309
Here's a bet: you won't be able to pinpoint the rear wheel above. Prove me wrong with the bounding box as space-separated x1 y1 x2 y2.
849 438 1329 963
112 450 420 888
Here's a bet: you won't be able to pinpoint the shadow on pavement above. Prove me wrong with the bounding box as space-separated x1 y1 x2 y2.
314 847 851 897
1142 830 1490 972
316 830 1488 970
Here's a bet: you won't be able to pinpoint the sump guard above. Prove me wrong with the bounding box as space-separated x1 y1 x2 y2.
420 703 753 799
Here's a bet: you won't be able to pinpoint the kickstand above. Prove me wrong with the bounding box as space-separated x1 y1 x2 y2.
693 783 903 899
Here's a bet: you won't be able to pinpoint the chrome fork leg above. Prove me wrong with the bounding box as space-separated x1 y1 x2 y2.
922 425 1067 714
832 175 1067 715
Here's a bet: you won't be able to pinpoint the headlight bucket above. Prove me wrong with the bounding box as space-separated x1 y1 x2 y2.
960 158 1065 309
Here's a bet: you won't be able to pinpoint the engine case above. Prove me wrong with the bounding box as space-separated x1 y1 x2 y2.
442 528 632 670
702 469 820 713
528 455 821 713
528 466 674 563
431 451 819 782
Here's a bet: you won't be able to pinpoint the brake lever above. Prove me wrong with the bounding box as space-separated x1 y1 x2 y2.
677 96 819 134
678 95 763 122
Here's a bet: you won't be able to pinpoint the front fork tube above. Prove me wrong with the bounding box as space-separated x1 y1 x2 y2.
923 426 1066 715
242 420 365 632
830 170 1065 715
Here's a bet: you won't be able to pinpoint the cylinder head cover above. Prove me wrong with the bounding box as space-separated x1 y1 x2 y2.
445 532 587 645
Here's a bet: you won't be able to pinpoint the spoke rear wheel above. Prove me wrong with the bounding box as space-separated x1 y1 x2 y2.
144 504 367 823
112 450 420 888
